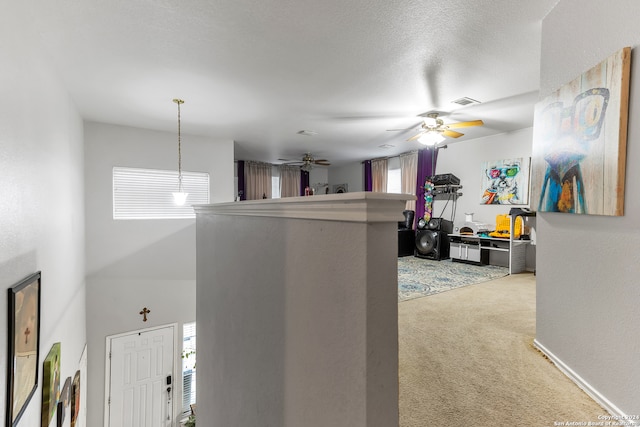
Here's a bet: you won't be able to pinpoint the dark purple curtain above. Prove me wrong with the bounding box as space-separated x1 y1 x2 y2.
415 148 439 223
300 170 310 195
363 160 372 191
237 160 246 200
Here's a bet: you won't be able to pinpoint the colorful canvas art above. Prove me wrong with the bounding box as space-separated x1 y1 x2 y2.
531 47 630 215
42 343 61 427
480 158 530 205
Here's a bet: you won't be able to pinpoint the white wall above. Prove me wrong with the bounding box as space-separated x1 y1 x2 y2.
195 194 406 427
329 131 533 213
0 5 87 427
536 0 640 417
84 122 234 427
329 161 364 193
433 128 534 228
309 167 329 194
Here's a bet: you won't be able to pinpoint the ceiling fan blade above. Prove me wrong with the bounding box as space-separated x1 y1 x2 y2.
407 132 425 142
314 161 331 166
445 120 484 129
442 129 464 138
387 121 422 132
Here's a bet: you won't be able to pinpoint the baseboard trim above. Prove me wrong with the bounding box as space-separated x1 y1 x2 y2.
533 339 638 426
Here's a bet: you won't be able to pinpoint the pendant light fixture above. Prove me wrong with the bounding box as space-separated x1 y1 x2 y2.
172 98 188 206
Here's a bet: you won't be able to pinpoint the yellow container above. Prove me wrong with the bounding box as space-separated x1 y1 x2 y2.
488 214 523 239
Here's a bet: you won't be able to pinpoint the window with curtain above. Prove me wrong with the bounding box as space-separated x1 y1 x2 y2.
279 165 301 197
244 161 273 200
371 158 388 192
400 151 418 211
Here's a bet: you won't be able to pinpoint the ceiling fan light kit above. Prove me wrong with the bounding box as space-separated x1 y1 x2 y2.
407 112 484 146
418 132 446 146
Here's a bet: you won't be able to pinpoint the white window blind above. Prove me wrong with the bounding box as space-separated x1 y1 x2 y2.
182 322 197 414
113 167 209 219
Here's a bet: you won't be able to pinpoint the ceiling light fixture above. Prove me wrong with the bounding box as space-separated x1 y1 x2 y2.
172 98 188 206
418 132 446 146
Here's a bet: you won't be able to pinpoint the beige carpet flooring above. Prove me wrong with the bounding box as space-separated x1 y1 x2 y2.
399 273 606 426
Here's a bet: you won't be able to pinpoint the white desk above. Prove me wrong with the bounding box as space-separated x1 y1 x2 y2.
449 234 530 274
450 211 535 274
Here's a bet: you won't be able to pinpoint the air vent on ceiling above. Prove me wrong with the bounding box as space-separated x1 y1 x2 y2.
379 144 395 149
451 97 481 106
297 130 318 136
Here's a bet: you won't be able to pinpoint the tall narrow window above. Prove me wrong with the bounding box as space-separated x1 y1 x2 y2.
182 322 197 414
271 165 281 199
113 167 209 219
387 156 402 194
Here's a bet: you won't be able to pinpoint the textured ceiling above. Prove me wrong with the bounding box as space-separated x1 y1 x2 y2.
22 0 558 166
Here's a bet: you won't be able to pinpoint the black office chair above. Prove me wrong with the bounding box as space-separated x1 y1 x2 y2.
398 210 415 257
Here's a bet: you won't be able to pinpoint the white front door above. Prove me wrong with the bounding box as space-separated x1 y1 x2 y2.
106 325 175 427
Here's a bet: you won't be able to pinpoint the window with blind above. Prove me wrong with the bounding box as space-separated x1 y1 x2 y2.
182 322 197 414
113 167 209 219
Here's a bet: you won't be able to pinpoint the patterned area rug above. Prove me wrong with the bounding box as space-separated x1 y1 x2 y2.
398 256 509 302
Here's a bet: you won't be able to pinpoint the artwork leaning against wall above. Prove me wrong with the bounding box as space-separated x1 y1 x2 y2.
530 47 631 216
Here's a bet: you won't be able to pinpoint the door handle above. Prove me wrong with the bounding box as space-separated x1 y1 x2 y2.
166 374 173 423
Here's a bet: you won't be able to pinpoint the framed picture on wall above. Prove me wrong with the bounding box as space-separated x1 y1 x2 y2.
6 271 41 427
480 158 530 205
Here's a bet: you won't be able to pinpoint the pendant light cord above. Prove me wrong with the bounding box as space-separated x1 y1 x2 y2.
174 99 185 192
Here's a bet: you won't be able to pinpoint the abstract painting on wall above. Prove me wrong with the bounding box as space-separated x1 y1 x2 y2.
480 158 530 205
531 47 631 215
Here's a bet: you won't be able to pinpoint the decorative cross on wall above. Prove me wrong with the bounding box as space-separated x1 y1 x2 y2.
24 327 31 344
139 307 151 322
